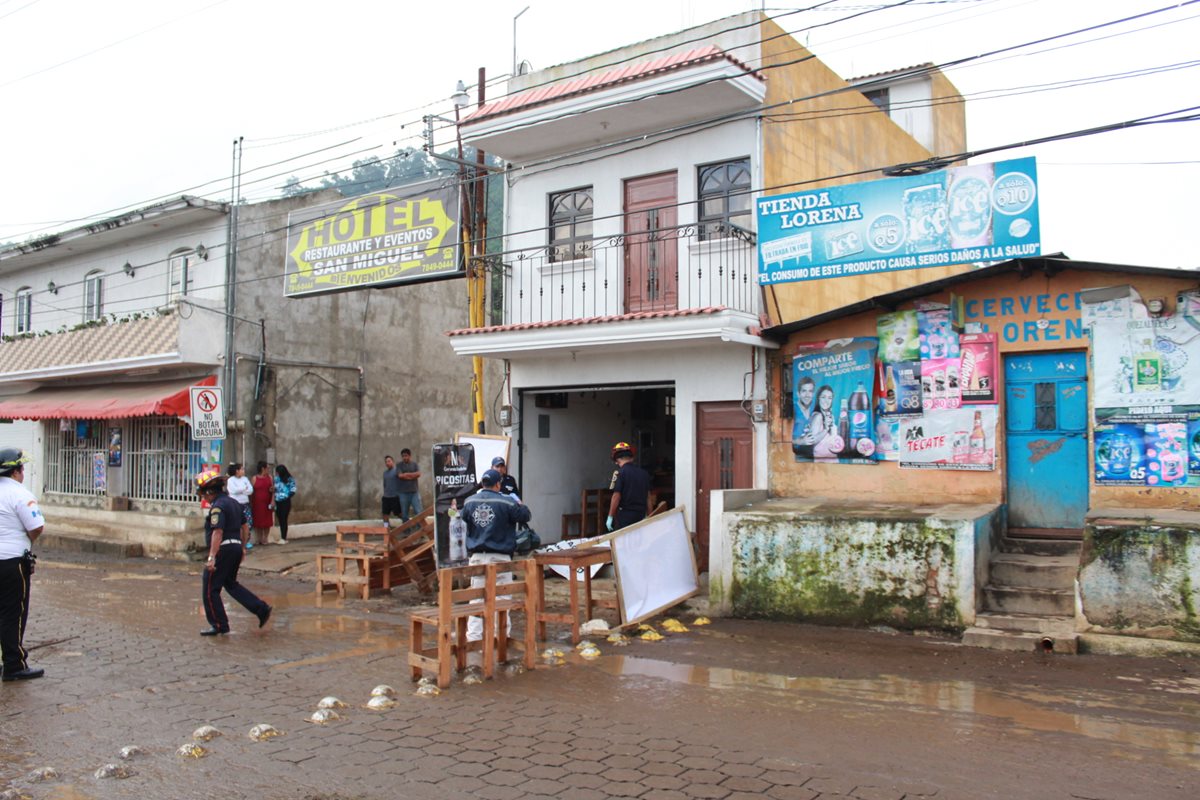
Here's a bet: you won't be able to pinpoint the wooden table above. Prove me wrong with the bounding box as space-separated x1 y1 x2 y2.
532 546 615 644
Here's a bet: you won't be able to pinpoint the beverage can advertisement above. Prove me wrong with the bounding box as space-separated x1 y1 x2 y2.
897 407 998 471
1094 417 1199 487
880 359 923 417
918 308 960 359
1190 415 1200 475
757 156 1040 284
921 358 962 411
958 333 998 403
791 338 878 464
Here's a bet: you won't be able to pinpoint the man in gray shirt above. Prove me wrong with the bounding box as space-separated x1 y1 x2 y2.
395 448 422 523
381 455 404 527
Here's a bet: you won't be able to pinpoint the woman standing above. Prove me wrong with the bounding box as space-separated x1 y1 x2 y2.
225 463 254 550
250 461 273 547
272 465 297 544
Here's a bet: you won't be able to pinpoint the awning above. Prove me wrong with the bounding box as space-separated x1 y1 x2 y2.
0 375 217 421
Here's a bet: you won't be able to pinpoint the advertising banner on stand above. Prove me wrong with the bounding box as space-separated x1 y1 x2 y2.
757 157 1040 284
284 181 462 298
897 406 998 471
1093 316 1200 419
432 442 478 567
791 338 878 463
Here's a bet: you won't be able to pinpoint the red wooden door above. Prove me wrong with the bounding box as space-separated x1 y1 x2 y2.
623 172 678 313
695 402 753 572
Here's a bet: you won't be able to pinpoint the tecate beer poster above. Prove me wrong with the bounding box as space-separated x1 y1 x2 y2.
897 406 998 471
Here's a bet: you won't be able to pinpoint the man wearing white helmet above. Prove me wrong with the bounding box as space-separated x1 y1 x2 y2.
0 448 45 682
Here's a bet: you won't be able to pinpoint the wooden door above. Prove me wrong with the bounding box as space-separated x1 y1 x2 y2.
695 402 753 572
623 172 678 313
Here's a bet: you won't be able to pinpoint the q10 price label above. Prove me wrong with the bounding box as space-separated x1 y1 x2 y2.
991 171 1036 215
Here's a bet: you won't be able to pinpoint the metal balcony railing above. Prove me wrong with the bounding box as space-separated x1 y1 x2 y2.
486 223 758 328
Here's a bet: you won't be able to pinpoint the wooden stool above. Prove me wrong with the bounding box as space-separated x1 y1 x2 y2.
533 546 615 644
408 560 539 689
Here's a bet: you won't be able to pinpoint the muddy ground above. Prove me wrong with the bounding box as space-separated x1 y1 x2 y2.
0 549 1196 800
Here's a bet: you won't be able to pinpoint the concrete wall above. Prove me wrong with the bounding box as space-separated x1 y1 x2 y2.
1080 518 1200 641
758 17 969 327
768 268 1200 512
230 192 501 522
717 499 1001 628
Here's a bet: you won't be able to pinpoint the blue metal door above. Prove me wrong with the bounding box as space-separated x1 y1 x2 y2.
1004 352 1088 530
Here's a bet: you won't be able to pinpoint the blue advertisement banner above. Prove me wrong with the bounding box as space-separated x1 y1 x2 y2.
791 338 878 464
1094 416 1199 487
757 157 1040 285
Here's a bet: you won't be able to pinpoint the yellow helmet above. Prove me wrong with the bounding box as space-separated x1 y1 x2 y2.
611 441 635 460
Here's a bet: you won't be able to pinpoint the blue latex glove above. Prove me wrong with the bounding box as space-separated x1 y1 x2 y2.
606 515 614 532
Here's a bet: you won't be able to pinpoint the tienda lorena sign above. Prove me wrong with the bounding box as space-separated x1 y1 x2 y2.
283 180 462 297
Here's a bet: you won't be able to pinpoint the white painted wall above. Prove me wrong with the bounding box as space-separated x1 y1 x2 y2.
887 78 935 152
1 217 227 337
507 340 768 541
502 119 761 322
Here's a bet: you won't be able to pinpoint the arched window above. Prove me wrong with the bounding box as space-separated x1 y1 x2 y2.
84 270 104 322
168 248 199 301
15 287 32 333
697 158 751 240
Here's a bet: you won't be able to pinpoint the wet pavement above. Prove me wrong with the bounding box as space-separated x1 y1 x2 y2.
1 552 1198 800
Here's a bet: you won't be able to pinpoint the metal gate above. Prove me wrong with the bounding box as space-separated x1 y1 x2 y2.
43 420 106 495
127 417 204 503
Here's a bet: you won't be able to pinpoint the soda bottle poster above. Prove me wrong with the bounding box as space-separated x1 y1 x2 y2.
1094 418 1197 487
897 406 998 471
791 337 878 464
1092 316 1200 420
432 443 478 566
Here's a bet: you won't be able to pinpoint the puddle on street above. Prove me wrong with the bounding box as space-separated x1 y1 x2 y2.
270 641 400 670
592 655 1200 766
45 786 97 800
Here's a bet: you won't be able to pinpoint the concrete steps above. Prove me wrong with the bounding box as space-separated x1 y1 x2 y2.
964 534 1081 654
39 504 204 560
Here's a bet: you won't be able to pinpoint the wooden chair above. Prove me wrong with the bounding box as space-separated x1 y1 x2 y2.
580 488 613 537
408 560 539 689
315 514 436 599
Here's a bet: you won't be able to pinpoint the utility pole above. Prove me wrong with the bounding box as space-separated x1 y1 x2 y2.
468 68 488 435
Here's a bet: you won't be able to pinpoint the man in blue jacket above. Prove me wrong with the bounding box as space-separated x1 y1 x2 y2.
463 469 531 643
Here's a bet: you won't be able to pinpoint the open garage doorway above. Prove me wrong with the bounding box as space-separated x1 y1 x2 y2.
518 384 676 545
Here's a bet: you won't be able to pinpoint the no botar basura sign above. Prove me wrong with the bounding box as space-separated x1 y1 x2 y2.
757 157 1041 285
283 180 463 298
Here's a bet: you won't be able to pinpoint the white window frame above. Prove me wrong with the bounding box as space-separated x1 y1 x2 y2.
84 270 104 322
15 287 32 333
167 248 199 302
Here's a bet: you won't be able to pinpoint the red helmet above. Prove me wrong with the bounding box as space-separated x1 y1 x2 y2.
611 441 635 460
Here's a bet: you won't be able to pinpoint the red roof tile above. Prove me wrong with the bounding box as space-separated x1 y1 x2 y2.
447 306 729 336
463 45 762 123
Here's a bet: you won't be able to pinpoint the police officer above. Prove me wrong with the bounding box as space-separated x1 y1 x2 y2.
607 441 651 531
197 469 272 637
490 456 521 499
0 448 45 682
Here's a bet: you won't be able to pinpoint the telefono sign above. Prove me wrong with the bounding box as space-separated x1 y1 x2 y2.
757 157 1040 285
283 181 462 297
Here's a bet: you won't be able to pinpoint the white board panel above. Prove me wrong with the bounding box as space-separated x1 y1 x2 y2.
454 433 510 485
607 507 698 625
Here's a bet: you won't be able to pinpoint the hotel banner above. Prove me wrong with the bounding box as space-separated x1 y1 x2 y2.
284 181 462 297
757 157 1040 285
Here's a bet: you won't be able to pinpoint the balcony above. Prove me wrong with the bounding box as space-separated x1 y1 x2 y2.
450 223 770 358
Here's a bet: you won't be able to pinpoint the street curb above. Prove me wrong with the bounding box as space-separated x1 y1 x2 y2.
1078 632 1200 658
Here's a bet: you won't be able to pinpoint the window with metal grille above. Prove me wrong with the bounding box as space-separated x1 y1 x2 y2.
15 287 32 333
84 270 104 322
127 416 205 503
548 188 593 262
167 249 199 302
44 420 106 495
697 158 751 240
1035 382 1057 430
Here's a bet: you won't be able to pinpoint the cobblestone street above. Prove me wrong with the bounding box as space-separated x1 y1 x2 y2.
2 553 1198 800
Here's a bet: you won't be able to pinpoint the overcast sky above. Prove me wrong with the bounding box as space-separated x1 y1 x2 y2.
2 0 1196 268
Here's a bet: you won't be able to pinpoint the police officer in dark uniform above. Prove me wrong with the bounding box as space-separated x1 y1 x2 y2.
197 469 271 637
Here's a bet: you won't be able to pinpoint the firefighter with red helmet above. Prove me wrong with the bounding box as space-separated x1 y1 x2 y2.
196 469 271 637
606 442 651 531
